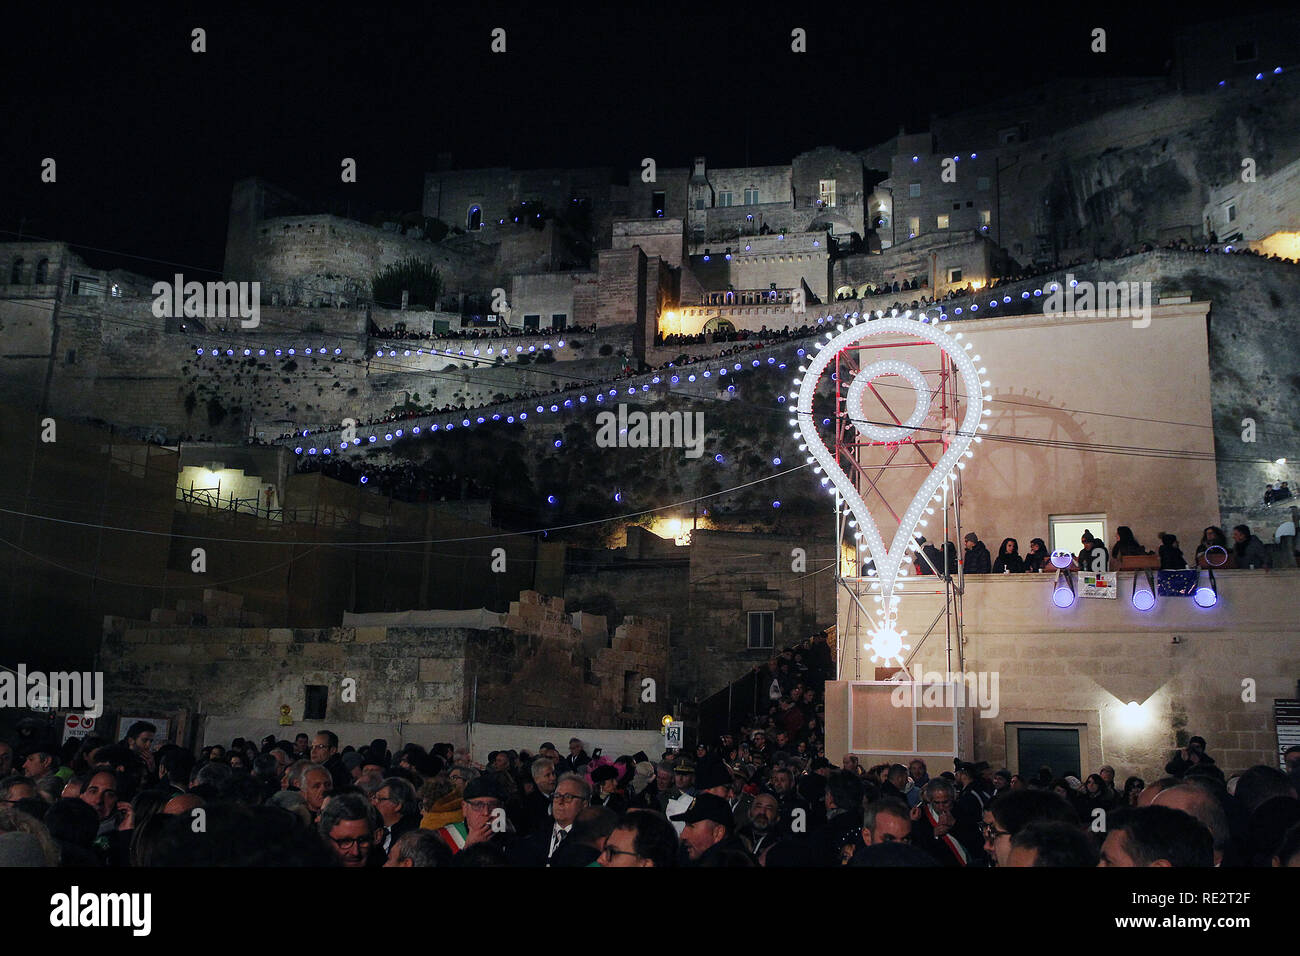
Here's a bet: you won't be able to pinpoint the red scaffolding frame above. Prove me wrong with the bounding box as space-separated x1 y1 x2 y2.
832 337 961 529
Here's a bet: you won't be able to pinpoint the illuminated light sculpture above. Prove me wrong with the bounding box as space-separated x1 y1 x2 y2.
1053 570 1077 608
1193 568 1218 608
1131 570 1156 611
795 315 987 665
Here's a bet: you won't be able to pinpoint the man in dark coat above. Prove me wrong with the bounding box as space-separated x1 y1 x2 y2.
963 533 992 574
670 793 755 866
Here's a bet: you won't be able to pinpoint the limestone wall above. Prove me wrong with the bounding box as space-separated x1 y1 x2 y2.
828 571 1300 781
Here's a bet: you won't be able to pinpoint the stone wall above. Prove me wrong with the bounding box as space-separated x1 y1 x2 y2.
102 587 670 732
613 218 686 267
833 231 1003 295
681 530 837 701
1206 154 1300 241
828 571 1300 781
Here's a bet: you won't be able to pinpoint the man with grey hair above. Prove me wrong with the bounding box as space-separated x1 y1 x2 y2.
267 790 313 828
384 829 453 867
911 777 980 866
523 757 557 835
447 764 478 797
509 771 590 866
371 777 420 853
318 792 383 867
298 763 333 820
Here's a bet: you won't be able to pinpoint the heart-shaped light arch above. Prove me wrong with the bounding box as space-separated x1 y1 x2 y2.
790 313 990 663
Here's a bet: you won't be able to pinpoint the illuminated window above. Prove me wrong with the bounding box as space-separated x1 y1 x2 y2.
1050 513 1108 567
908 216 919 237
819 179 836 207
937 214 950 229
980 210 991 226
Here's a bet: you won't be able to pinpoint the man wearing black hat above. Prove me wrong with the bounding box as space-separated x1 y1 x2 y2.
19 741 60 784
670 793 755 865
433 776 509 856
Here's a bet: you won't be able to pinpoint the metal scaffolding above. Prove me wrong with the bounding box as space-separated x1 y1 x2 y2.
829 334 968 680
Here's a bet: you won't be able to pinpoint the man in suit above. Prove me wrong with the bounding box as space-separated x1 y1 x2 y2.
521 756 557 835
371 777 420 854
311 730 351 791
558 738 590 774
508 772 590 866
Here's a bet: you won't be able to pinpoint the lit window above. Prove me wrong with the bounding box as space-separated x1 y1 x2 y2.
908 216 920 237
937 214 950 229
819 179 836 207
980 210 991 227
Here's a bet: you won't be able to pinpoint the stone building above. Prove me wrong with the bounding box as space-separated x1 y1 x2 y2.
100 589 669 751
824 571 1300 783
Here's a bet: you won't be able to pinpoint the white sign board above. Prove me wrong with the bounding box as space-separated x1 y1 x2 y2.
664 721 685 750
62 713 98 744
1080 572 1118 599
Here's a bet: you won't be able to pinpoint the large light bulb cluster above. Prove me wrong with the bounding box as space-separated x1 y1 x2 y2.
793 314 989 664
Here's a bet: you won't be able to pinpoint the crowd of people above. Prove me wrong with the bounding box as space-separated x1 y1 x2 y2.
2 716 1296 868
655 324 816 349
370 322 598 343
917 522 1288 576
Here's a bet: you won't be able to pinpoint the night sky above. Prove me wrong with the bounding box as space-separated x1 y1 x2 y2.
0 2 1276 279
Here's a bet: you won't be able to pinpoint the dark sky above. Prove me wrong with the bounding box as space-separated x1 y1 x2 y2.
0 2 1274 279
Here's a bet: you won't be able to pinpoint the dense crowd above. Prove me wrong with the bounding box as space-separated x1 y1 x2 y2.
371 322 598 343
2 712 1296 867
917 522 1291 576
655 324 816 349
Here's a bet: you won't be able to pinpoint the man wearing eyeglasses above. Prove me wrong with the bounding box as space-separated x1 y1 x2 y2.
310 730 350 791
980 789 1080 867
319 792 385 867
509 772 589 866
434 777 509 856
371 777 420 853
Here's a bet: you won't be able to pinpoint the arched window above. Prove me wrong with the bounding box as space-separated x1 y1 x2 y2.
10 258 23 284
35 259 49 284
467 206 482 230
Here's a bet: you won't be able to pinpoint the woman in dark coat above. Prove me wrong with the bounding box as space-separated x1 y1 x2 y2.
1157 532 1186 569
1023 537 1049 572
992 537 1025 573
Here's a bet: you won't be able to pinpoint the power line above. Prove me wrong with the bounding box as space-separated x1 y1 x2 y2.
0 462 815 548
